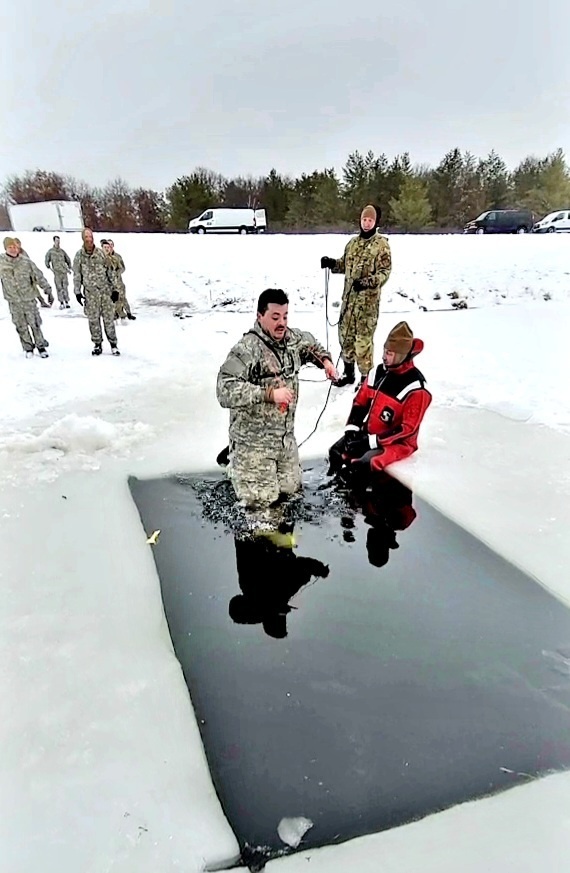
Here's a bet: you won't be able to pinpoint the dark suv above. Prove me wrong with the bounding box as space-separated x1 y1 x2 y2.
464 209 536 234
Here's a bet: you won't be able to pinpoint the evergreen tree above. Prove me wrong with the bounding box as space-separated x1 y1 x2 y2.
389 176 433 231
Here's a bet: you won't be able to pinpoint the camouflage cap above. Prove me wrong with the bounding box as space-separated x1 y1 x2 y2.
361 204 377 222
3 237 17 250
384 321 414 355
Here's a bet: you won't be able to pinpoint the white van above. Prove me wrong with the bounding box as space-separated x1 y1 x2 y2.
188 207 267 234
533 210 570 233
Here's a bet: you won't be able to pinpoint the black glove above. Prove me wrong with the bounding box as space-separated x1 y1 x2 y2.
321 256 336 269
76 293 84 305
111 290 119 303
352 279 367 292
47 292 54 305
343 429 370 458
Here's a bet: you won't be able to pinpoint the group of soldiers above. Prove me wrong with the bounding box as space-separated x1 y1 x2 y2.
0 229 135 358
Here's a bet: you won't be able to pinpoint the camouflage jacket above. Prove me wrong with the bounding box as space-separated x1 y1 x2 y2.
45 246 72 273
0 252 51 304
217 321 331 446
108 252 126 289
73 246 118 296
331 231 392 298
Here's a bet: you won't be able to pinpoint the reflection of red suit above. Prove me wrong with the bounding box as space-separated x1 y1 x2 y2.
362 475 416 568
345 338 431 472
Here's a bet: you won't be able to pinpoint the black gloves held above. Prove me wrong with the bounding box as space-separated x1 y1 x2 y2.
111 290 119 303
321 256 336 269
76 293 84 305
352 279 367 292
344 430 370 458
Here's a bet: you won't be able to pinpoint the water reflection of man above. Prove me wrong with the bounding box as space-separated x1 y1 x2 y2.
229 526 329 638
343 473 417 568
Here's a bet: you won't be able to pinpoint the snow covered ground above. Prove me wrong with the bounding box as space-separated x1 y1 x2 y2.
1 231 570 872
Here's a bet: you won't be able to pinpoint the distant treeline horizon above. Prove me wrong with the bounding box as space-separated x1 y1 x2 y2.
2 146 569 233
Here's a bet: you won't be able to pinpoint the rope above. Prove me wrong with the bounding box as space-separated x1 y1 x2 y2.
298 272 359 449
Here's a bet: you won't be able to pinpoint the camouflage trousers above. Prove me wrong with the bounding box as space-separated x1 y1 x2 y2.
229 436 302 508
114 287 132 319
338 288 381 376
53 271 70 304
9 300 48 353
84 289 117 346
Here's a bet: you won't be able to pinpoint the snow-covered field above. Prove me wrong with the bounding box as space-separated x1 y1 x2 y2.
2 231 570 872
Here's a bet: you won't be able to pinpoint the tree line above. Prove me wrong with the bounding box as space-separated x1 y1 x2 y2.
2 147 570 233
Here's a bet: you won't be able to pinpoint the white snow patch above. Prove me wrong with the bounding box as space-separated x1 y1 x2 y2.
1 413 152 455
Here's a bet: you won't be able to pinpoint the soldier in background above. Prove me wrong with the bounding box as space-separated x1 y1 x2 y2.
216 288 338 514
104 239 135 320
45 235 72 309
320 204 392 387
0 237 53 357
14 238 52 308
73 228 121 356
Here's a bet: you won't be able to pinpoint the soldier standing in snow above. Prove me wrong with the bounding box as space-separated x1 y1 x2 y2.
45 235 72 308
328 321 431 483
320 204 392 387
0 237 53 357
104 239 135 320
216 288 338 511
73 228 121 356
14 238 52 308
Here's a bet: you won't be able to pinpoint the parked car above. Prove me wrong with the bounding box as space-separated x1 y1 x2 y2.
463 209 536 234
188 207 267 234
532 210 570 233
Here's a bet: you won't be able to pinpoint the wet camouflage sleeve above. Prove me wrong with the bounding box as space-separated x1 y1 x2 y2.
295 330 331 367
217 343 268 409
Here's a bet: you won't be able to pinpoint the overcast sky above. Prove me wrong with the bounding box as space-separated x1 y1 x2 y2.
1 0 569 191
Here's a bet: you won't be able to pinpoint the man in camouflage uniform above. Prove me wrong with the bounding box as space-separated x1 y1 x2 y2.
217 288 338 511
103 239 135 320
45 235 72 308
14 238 52 308
73 228 121 356
0 237 53 357
321 204 392 387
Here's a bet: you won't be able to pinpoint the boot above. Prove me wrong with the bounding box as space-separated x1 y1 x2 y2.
334 361 355 387
92 344 102 356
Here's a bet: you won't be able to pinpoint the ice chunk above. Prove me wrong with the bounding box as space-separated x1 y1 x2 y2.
277 816 313 848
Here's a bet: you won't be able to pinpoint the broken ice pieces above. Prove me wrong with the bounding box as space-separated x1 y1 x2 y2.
277 816 313 848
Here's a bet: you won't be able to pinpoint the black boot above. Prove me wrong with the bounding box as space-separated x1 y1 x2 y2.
335 361 355 387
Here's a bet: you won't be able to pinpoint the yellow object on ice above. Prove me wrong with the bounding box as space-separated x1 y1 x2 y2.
146 529 161 545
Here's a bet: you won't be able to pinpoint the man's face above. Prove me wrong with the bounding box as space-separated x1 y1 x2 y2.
361 215 376 232
83 230 94 250
383 348 400 368
107 240 114 252
258 303 288 341
54 238 60 248
102 242 111 255
5 242 19 258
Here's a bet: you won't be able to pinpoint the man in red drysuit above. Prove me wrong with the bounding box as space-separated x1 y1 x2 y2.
328 321 432 483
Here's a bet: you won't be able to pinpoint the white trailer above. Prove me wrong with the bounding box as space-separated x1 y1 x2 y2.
188 207 267 234
7 200 84 233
